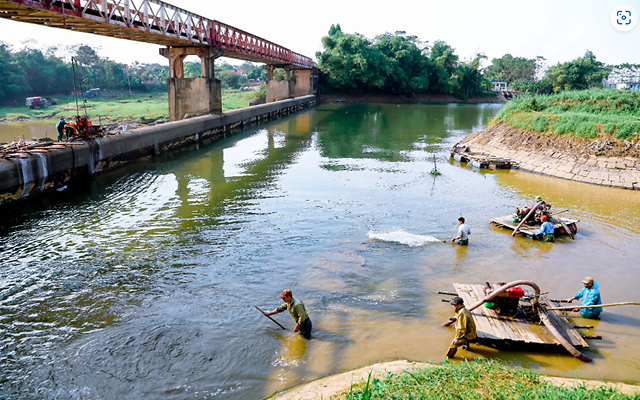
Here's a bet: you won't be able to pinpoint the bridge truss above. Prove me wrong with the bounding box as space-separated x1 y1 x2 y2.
0 0 313 68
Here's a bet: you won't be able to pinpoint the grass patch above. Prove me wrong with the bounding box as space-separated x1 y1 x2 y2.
494 89 640 141
340 359 639 400
0 89 262 122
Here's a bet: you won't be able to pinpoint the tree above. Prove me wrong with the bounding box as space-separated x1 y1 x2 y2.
428 40 458 94
316 24 385 91
0 42 30 100
451 54 489 100
372 31 430 93
545 50 608 92
485 54 537 84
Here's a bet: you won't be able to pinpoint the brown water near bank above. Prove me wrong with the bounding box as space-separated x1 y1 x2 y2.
0 119 58 143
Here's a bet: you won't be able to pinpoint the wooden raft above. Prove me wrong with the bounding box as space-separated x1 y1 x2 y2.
491 215 579 237
453 283 588 349
450 144 513 170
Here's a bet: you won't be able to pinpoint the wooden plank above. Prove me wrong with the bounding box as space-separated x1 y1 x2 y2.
454 284 499 340
469 284 517 342
543 297 588 348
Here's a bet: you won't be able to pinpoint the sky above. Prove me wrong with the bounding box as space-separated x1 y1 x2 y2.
0 0 639 68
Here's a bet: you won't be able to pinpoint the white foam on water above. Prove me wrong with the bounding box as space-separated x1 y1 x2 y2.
367 229 441 247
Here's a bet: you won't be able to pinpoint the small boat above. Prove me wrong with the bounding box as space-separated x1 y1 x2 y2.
491 214 578 239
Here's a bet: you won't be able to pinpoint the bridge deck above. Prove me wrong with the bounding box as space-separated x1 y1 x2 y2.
0 0 313 67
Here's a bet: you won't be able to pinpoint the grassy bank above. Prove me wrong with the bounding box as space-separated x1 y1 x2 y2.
493 89 640 141
0 89 260 122
340 360 638 400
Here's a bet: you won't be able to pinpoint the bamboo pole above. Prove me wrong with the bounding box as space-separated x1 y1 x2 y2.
539 311 592 362
255 306 288 330
547 302 640 311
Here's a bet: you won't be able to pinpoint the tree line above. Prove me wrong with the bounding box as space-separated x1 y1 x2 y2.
316 24 640 98
0 42 264 105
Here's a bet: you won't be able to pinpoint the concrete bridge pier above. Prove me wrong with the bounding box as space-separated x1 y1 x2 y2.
160 46 222 121
265 65 317 103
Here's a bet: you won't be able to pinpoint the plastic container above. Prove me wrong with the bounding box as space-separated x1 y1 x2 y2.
507 286 524 298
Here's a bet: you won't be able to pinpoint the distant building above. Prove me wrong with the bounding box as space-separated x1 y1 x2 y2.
618 82 640 91
492 81 513 92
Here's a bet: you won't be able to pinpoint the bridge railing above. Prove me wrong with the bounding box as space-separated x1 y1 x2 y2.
1 0 313 67
80 0 211 44
211 20 313 68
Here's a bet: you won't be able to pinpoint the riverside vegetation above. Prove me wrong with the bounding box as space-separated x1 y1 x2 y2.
339 360 639 400
493 89 640 141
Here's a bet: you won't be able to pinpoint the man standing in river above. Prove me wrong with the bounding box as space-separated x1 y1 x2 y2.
566 277 603 319
446 296 477 358
263 289 312 339
451 217 470 245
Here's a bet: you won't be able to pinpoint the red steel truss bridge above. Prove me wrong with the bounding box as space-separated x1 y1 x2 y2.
0 0 314 68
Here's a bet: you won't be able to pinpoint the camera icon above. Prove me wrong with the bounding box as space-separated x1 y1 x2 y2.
611 4 637 31
616 10 632 25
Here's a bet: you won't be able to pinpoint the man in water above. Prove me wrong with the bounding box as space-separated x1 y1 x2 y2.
451 217 470 245
56 117 66 141
565 277 603 319
445 296 477 358
263 289 312 339
534 215 555 242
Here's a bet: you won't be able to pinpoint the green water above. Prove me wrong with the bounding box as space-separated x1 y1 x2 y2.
1 103 639 399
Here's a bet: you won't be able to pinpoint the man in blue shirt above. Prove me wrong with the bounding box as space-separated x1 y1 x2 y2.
566 277 603 319
534 215 555 242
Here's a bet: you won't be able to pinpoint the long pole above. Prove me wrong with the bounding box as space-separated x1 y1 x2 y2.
255 306 287 330
71 57 80 119
547 302 640 311
512 200 544 236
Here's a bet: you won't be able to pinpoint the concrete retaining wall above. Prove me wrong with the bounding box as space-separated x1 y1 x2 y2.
462 137 640 190
0 95 316 206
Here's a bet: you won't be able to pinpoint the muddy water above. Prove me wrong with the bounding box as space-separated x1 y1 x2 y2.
0 103 639 400
0 119 58 143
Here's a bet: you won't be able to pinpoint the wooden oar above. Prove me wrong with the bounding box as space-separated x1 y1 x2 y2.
255 306 288 330
512 200 544 236
546 302 640 311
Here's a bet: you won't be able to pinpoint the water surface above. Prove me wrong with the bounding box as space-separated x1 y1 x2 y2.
1 103 639 399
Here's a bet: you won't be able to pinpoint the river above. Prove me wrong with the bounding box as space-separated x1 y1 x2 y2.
1 103 639 399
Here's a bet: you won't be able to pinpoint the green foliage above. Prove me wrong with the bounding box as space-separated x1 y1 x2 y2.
545 50 609 92
341 359 639 400
494 89 640 140
485 54 537 84
317 26 491 98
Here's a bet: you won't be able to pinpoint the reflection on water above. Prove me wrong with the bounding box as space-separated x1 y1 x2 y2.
1 102 639 400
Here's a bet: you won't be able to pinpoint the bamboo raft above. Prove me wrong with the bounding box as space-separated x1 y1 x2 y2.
491 215 578 238
452 283 588 350
450 144 513 170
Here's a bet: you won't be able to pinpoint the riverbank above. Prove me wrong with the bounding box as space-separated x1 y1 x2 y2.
266 359 640 400
319 93 503 104
456 123 640 190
